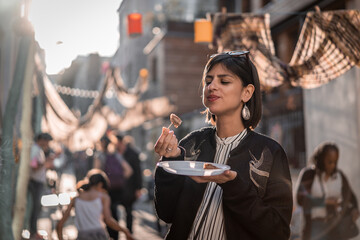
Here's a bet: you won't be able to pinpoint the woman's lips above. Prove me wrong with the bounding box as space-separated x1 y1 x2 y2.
207 95 220 102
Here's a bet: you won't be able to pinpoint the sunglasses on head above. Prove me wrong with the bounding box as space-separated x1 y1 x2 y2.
210 50 250 59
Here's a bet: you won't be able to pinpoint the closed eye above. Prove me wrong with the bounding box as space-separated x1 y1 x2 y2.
221 80 230 84
204 76 213 86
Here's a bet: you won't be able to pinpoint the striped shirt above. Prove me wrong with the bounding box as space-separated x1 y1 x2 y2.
188 129 247 240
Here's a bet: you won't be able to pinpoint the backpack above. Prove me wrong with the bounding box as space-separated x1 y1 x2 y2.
104 153 125 190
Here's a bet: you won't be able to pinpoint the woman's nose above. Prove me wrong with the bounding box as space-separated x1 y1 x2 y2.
207 80 218 90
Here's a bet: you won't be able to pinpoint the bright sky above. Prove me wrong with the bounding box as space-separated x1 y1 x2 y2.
29 0 122 74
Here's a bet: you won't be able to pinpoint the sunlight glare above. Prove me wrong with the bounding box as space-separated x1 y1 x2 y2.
21 230 30 239
41 194 59 207
58 193 71 205
28 0 121 74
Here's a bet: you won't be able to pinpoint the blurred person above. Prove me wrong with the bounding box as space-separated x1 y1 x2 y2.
296 142 359 240
73 150 92 182
28 132 54 239
76 179 89 193
44 147 59 193
115 133 143 233
56 169 134 240
154 51 293 239
94 134 133 240
93 135 111 170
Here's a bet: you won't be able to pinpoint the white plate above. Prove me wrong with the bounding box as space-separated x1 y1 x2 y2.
157 161 230 176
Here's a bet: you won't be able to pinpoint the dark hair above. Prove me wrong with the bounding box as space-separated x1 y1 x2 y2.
76 179 90 192
100 135 110 145
202 52 262 129
85 168 110 191
36 132 53 141
115 132 124 142
310 142 339 173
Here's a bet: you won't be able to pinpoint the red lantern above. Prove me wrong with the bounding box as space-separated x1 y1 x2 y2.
127 13 142 37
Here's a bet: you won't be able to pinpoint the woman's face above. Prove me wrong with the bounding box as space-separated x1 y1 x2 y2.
323 149 338 175
202 64 250 120
38 139 50 151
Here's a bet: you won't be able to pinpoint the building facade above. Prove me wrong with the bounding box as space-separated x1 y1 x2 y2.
114 1 360 227
252 0 360 238
112 0 220 172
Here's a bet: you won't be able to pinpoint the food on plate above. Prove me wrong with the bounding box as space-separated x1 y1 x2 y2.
203 163 220 169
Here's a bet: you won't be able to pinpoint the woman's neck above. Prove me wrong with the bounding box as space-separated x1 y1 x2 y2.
216 117 245 138
324 171 333 179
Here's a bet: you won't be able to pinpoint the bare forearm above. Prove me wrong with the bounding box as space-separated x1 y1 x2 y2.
56 223 63 240
105 217 125 232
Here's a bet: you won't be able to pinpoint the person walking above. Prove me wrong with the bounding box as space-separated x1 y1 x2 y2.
94 134 133 240
28 132 54 240
93 135 111 170
154 50 293 239
115 133 143 233
56 169 134 240
296 142 359 240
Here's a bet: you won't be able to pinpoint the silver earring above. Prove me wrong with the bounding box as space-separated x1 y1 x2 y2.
242 103 250 120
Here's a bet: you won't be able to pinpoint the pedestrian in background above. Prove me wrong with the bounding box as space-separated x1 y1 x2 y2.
296 142 359 240
154 50 293 239
28 132 54 240
115 133 143 233
94 134 133 240
73 150 92 182
56 169 134 240
93 135 111 170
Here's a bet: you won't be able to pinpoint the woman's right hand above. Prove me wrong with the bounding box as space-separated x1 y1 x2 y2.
154 127 181 158
124 229 135 240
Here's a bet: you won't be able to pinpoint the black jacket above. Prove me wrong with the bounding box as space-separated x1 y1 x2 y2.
122 145 142 204
155 127 293 240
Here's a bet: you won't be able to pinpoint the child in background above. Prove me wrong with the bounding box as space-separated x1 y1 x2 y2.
56 169 134 240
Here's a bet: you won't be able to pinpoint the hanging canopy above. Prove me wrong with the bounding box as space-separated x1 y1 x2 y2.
289 10 360 88
211 10 360 89
40 67 174 152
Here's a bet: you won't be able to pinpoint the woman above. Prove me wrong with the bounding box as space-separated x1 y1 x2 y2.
93 135 111 170
154 51 293 240
56 169 134 240
93 134 133 239
296 142 359 240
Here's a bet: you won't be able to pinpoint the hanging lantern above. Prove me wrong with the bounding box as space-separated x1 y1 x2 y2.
139 68 148 78
127 13 142 37
194 19 213 43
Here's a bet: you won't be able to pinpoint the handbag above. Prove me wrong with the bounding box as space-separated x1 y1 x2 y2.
332 209 359 239
318 173 359 239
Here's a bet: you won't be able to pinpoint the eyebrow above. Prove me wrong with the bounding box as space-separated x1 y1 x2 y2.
205 74 233 79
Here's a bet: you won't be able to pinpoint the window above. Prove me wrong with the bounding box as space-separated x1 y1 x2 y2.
152 57 158 83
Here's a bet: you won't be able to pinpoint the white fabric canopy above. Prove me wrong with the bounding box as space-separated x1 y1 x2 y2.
41 69 173 151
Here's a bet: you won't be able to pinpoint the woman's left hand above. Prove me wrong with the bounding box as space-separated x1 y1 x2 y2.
190 170 237 184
